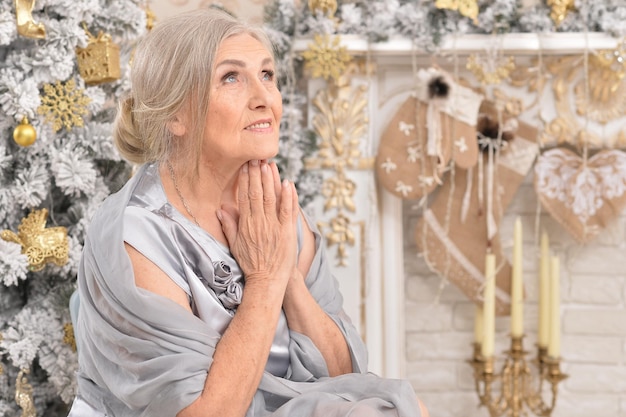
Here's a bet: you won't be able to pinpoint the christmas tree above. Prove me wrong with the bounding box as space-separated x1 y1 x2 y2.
0 1 147 415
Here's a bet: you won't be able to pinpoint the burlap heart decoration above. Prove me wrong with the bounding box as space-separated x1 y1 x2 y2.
534 147 626 243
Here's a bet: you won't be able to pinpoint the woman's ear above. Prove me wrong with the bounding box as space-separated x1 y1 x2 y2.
167 114 187 137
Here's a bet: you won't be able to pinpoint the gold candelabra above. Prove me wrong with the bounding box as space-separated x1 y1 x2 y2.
468 336 567 417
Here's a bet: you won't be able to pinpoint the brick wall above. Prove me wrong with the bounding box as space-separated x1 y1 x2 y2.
404 175 626 417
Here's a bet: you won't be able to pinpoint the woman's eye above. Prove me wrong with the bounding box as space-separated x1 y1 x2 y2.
262 70 275 82
223 72 237 83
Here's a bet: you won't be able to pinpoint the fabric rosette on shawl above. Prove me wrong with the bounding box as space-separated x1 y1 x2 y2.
200 261 243 312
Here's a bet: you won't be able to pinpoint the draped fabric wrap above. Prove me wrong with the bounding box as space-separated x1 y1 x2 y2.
70 163 421 417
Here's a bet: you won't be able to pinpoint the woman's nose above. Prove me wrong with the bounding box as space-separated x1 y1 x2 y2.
248 77 274 109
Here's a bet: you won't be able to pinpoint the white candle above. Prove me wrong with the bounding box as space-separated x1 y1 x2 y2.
474 304 484 345
548 256 561 358
482 253 496 357
538 232 550 348
510 217 524 337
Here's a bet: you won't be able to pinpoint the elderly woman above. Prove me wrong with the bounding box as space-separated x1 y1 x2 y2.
69 8 428 417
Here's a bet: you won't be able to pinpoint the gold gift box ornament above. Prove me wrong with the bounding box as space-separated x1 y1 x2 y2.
75 27 121 85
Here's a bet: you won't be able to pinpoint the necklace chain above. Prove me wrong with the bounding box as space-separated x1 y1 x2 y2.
167 161 201 227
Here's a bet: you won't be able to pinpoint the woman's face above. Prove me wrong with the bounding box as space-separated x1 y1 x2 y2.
202 33 282 168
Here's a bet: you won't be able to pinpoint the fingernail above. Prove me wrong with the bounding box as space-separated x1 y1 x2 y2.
282 179 289 188
216 210 223 221
242 164 248 173
261 162 268 172
250 159 259 167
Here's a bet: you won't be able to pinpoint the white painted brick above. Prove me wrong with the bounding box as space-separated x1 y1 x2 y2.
404 255 443 279
564 364 626 393
405 303 454 332
566 246 626 276
415 392 484 417
399 140 626 417
405 274 468 303
555 393 619 417
406 361 458 391
453 302 479 332
563 309 626 335
569 274 623 304
458 360 480 391
561 335 622 364
593 216 625 246
505 182 538 214
406 333 474 361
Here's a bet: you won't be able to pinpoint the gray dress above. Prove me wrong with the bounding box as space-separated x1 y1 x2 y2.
69 163 421 417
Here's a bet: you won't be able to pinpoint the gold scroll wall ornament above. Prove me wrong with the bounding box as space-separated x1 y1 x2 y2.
546 54 625 148
576 43 626 124
508 40 626 149
305 63 372 267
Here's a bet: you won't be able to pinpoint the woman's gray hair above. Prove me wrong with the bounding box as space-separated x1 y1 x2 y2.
113 7 275 176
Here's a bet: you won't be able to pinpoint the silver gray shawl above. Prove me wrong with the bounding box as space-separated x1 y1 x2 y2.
71 163 421 417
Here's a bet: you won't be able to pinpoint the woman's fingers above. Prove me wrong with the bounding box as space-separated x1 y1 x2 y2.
246 159 264 217
270 162 282 214
278 179 293 225
237 163 251 219
261 161 277 215
291 182 299 228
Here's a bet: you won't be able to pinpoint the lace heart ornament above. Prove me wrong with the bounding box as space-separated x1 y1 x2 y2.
534 147 626 243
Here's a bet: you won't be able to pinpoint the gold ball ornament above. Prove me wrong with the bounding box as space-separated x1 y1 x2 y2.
13 117 37 147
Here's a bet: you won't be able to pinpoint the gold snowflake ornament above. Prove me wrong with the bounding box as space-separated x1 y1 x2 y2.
37 79 91 132
302 34 351 82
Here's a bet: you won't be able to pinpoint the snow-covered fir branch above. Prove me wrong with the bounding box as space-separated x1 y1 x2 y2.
0 1 145 415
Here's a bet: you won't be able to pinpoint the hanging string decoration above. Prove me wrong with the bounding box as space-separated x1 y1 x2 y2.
75 26 122 85
1 208 69 272
37 79 91 132
14 0 46 39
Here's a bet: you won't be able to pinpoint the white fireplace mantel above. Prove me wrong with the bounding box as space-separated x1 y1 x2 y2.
294 32 621 55
297 32 622 379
